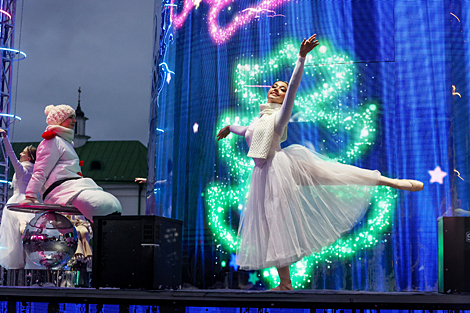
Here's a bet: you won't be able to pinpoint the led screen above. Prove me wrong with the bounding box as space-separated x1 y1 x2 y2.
148 0 467 291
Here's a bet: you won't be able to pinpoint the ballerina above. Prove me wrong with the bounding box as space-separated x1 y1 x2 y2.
217 34 423 291
0 129 39 269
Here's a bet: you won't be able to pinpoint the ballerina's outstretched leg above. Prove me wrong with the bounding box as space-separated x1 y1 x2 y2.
293 160 423 192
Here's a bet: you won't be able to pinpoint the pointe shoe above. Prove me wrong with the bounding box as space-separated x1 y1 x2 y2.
270 281 293 291
394 179 424 192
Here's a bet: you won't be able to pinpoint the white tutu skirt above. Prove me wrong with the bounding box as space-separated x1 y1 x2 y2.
0 207 35 269
237 144 381 270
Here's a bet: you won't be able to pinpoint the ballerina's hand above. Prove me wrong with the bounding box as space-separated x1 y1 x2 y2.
299 34 319 57
0 129 6 137
216 125 231 141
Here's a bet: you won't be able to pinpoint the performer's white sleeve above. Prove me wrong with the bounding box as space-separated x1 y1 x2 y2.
229 125 248 137
2 136 28 177
275 57 306 135
25 139 60 198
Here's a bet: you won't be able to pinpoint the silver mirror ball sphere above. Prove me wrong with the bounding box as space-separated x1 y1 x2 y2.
22 212 78 269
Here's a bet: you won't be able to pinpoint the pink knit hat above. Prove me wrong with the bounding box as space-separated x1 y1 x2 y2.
44 104 75 126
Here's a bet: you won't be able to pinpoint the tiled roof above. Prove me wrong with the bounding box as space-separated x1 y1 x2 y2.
10 140 148 182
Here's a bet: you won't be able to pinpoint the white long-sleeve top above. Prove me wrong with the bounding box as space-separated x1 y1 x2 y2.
230 56 306 165
2 136 33 203
25 135 83 199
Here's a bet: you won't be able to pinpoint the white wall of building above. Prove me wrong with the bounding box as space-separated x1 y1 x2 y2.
96 182 147 216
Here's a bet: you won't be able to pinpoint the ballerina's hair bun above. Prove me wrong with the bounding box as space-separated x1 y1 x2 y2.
44 104 75 126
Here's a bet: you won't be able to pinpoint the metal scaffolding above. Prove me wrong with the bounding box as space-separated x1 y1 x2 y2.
0 0 19 212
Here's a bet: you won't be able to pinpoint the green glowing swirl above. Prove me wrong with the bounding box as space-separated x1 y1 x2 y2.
204 40 396 289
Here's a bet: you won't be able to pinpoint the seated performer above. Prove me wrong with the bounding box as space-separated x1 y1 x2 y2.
0 129 40 269
20 104 122 221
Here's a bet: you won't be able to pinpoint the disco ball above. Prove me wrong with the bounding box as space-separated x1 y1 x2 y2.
22 212 78 269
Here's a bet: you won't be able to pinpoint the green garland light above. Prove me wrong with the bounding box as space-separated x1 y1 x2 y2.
204 40 396 289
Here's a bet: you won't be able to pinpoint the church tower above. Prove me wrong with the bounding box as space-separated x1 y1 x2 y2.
74 87 91 147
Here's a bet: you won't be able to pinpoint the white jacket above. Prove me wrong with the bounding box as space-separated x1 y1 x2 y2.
2 136 34 203
25 135 101 203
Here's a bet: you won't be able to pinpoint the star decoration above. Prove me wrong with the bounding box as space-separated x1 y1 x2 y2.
248 272 260 285
429 166 447 184
193 122 199 133
229 253 239 271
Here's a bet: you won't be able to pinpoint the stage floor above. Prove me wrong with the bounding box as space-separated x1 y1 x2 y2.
0 287 468 310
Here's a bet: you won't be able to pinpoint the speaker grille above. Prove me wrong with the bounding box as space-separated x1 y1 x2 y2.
143 224 154 242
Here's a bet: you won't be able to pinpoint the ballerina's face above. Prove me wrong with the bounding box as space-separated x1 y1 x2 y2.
19 147 31 162
267 81 288 104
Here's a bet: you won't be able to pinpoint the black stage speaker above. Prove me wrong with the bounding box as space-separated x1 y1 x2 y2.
92 215 182 289
438 216 470 293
